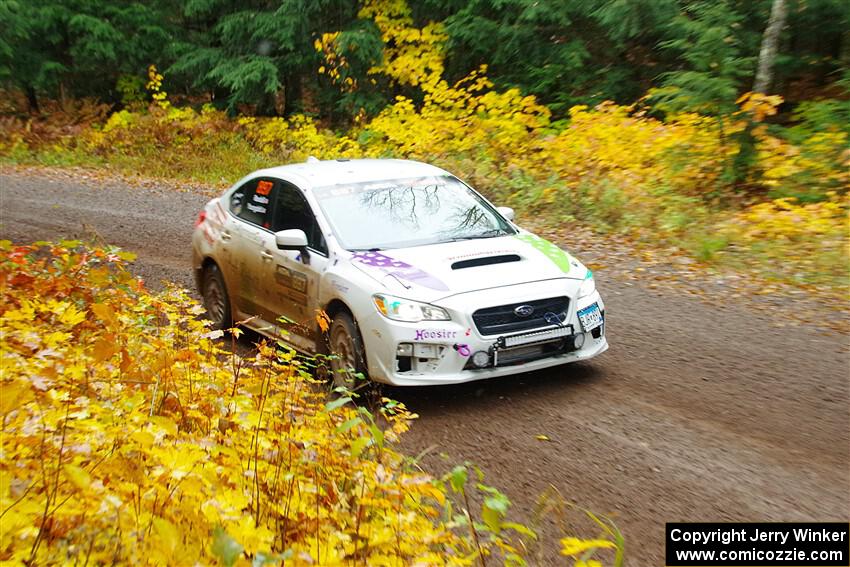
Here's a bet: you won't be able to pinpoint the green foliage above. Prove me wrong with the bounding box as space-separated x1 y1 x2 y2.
210 526 244 567
169 0 368 115
318 20 387 118
2 0 172 104
771 0 849 88
652 1 756 116
0 0 28 82
430 0 687 109
787 97 850 141
588 0 677 44
2 0 848 118
115 74 146 106
438 0 590 110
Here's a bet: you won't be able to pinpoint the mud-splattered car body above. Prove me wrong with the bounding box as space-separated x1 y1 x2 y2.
192 158 606 386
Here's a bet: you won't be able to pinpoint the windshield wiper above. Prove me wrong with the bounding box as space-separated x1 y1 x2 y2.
446 229 508 242
348 247 384 252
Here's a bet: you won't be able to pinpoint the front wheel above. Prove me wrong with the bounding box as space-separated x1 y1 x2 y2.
328 312 368 390
202 263 231 330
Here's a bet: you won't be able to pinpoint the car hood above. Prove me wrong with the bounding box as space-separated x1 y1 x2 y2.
347 233 590 302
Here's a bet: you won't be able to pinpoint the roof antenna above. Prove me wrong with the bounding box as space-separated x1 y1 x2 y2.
306 156 320 163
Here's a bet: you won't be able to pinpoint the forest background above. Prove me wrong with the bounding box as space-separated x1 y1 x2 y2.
1 0 848 290
1 1 848 564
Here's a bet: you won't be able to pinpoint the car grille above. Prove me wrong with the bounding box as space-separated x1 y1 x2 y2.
472 296 569 336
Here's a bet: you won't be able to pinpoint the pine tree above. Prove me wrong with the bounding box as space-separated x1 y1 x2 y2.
430 0 680 111
653 0 756 116
1 0 173 110
169 0 379 116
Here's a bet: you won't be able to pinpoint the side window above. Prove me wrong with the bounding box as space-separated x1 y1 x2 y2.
230 178 276 229
272 182 328 254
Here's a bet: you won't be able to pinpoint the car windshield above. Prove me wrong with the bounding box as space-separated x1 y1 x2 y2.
313 175 516 250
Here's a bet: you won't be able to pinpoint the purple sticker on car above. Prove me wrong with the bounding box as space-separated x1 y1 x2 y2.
352 251 411 269
415 329 458 340
352 251 449 291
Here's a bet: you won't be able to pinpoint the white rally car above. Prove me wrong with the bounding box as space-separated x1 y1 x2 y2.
192 158 607 386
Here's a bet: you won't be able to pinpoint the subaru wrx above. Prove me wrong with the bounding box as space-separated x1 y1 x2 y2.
192 158 607 386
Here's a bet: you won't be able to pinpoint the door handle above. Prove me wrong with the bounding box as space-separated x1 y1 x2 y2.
221 231 232 241
261 251 274 261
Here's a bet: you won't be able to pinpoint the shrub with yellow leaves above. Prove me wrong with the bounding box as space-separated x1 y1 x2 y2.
237 114 352 161
1 241 621 565
146 64 169 109
358 0 447 91
754 128 849 197
314 32 360 94
715 194 850 286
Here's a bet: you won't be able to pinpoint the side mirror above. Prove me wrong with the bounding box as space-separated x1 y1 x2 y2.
496 206 515 222
275 229 308 250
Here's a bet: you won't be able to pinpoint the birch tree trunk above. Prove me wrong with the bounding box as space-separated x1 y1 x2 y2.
753 0 788 94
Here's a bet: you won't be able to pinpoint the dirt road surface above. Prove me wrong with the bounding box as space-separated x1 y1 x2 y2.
2 171 848 564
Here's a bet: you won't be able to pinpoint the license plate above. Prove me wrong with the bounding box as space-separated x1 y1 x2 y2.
577 303 603 331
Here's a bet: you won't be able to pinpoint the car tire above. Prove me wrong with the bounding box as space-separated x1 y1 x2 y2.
202 263 232 330
328 311 368 390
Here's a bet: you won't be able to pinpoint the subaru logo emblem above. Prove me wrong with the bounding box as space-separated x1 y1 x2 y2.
514 304 534 317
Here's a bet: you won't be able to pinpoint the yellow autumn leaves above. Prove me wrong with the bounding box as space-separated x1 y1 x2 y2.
358 0 447 90
1 241 458 564
3 242 623 565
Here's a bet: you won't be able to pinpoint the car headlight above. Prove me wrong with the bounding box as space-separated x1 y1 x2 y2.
577 272 596 298
372 294 450 322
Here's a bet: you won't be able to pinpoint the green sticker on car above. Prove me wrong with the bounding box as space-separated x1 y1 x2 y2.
514 234 573 273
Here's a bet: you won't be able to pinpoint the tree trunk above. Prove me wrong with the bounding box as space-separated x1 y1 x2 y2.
25 86 39 114
283 73 302 116
274 87 286 117
753 0 788 94
59 80 68 111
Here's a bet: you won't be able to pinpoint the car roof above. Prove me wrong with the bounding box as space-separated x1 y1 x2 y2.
251 158 450 190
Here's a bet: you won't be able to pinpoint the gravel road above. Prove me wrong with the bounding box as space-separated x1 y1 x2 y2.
2 171 848 564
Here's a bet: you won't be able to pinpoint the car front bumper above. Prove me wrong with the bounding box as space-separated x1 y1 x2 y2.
358 283 607 386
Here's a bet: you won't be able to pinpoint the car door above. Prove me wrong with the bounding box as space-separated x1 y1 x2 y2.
260 180 330 352
225 177 279 323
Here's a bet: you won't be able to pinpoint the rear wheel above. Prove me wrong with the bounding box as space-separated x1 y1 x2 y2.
328 312 368 390
202 263 231 330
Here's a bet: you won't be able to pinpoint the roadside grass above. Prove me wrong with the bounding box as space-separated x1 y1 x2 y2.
0 240 623 566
